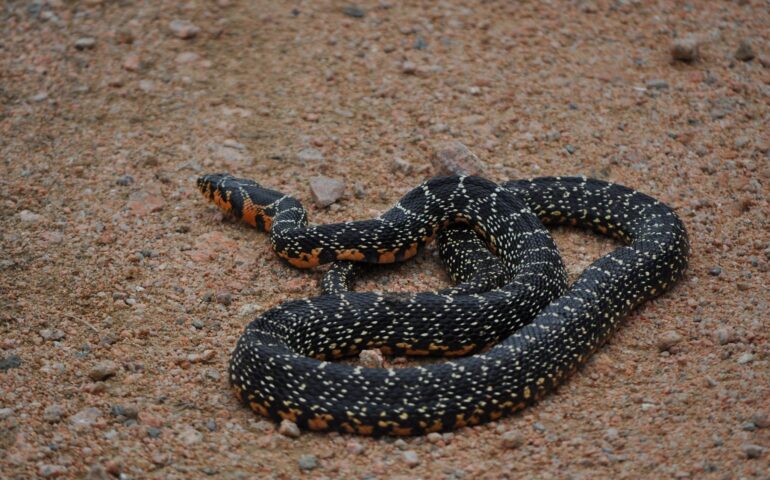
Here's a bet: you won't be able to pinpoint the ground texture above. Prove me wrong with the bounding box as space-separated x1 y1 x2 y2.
1 0 769 479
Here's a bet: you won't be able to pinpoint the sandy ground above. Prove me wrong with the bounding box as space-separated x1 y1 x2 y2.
1 0 769 478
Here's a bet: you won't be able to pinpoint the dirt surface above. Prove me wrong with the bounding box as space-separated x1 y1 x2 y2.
1 0 769 479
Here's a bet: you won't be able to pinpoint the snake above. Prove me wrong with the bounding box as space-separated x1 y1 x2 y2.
196 174 689 436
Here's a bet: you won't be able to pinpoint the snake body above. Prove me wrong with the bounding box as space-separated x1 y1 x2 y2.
197 174 689 436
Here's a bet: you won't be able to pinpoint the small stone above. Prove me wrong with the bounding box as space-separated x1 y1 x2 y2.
175 52 199 64
19 210 44 223
297 147 325 163
0 408 14 419
501 430 524 449
74 37 96 50
646 79 669 90
714 328 737 345
751 412 770 429
741 444 765 459
44 404 65 423
708 266 721 276
169 19 200 39
116 29 135 44
122 54 140 72
127 190 165 216
309 176 345 208
38 465 67 478
147 427 161 438
671 37 700 62
353 182 366 198
565 144 577 154
605 428 620 441
85 464 109 480
116 175 134 186
215 291 232 305
359 349 384 368
734 137 750 148
29 92 48 102
657 331 683 352
0 355 22 371
178 426 203 445
88 361 119 381
533 422 547 433
401 61 417 74
736 353 754 364
402 450 420 468
342 5 365 17
192 319 205 329
40 328 65 341
393 439 408 450
346 440 365 455
432 141 485 176
741 422 757 431
279 419 301 438
734 38 755 61
70 407 101 429
427 432 443 444
298 454 317 471
238 303 261 317
392 157 415 174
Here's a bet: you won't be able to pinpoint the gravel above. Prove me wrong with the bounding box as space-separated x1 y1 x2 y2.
309 176 345 207
501 430 525 449
402 450 420 468
169 19 200 39
0 354 22 371
44 404 65 423
74 37 96 50
671 37 700 62
88 361 119 381
657 331 684 352
297 454 318 471
279 419 301 438
296 147 325 163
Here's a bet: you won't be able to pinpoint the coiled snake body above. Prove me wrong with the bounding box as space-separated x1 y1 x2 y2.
197 174 689 436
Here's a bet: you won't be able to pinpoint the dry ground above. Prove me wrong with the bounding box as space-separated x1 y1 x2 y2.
1 0 769 479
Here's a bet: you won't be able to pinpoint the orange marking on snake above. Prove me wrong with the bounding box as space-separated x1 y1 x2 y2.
337 249 366 261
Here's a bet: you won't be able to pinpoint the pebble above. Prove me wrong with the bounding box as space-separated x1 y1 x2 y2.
736 353 754 364
392 157 415 174
296 147 325 163
501 430 524 449
401 61 417 74
85 464 110 480
427 432 443 444
741 444 765 459
657 331 683 352
238 303 261 317
734 38 755 61
671 37 700 62
714 327 737 345
354 182 366 198
215 291 232 305
40 328 65 341
342 5 365 17
752 412 770 429
359 349 384 368
402 450 420 467
38 465 67 478
88 361 119 381
0 408 14 420
708 266 721 276
431 141 485 176
29 92 48 102
298 454 318 471
74 37 96 50
122 54 140 72
393 439 408 450
44 404 65 423
175 52 199 64
0 354 22 371
70 407 101 429
565 144 577 154
346 440 365 455
147 427 161 438
646 79 669 90
178 426 203 445
169 19 200 39
309 176 345 208
115 175 134 186
19 210 44 223
279 419 301 438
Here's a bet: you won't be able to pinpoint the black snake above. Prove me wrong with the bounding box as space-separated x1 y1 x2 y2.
197 174 689 436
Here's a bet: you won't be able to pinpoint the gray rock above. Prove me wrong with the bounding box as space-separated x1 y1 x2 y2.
565 144 577 154
40 328 65 341
297 147 325 163
0 355 22 371
752 412 770 428
0 408 14 420
431 141 484 176
215 291 232 306
671 37 700 62
342 5 365 17
169 19 200 39
359 349 384 368
392 157 416 174
38 464 67 478
178 426 203 445
346 440 365 455
116 175 134 186
309 176 345 208
735 38 755 61
501 430 524 449
736 353 754 365
279 419 301 438
714 327 737 345
74 37 96 50
70 407 101 429
741 443 765 459
19 210 44 223
401 61 417 74
646 79 669 90
657 331 683 352
88 361 119 381
427 432 443 444
708 266 722 276
298 454 317 470
44 404 65 423
147 427 161 438
402 450 420 468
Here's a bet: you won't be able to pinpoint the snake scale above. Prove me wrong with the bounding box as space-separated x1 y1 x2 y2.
197 174 689 436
